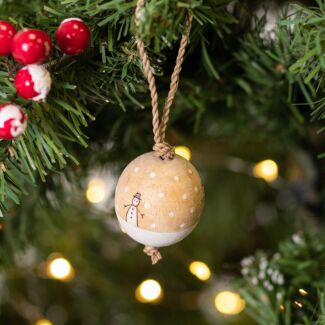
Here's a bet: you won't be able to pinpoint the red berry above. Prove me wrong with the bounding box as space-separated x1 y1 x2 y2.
12 29 52 65
0 104 27 140
0 20 17 56
14 65 52 102
56 18 90 55
15 67 38 100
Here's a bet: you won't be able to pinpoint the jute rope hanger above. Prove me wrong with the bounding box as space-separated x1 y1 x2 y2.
134 0 193 264
135 0 193 161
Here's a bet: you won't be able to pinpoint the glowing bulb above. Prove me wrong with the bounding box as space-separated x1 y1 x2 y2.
253 159 278 182
189 261 211 281
299 289 308 296
35 319 53 325
135 279 162 303
86 178 106 203
175 146 191 161
47 256 74 282
214 291 245 315
294 301 303 308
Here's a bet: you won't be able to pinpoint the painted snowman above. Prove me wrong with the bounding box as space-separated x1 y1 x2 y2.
124 192 144 227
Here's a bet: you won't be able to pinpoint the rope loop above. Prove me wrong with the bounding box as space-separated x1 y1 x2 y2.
135 0 192 160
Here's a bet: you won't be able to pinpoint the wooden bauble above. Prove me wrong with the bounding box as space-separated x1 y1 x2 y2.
115 151 204 248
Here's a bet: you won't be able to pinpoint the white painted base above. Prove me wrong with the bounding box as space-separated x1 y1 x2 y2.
117 216 197 247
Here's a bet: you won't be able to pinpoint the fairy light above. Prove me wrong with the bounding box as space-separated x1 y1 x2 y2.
253 159 278 182
35 319 53 325
47 255 74 282
135 279 163 303
214 291 245 315
189 261 211 281
294 301 303 308
299 288 308 296
175 146 191 161
279 304 285 312
86 178 106 203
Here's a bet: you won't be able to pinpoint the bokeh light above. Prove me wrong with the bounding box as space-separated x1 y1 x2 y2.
135 279 163 303
175 146 191 161
47 256 74 282
35 319 53 325
294 300 303 308
86 178 106 203
253 159 278 182
214 291 245 315
299 288 308 296
189 261 211 281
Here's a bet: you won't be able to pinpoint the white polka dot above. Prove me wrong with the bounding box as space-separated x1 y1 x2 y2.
144 202 151 209
194 186 198 192
190 207 195 214
180 223 186 228
37 38 42 44
169 211 175 217
149 172 156 178
188 169 193 174
124 186 128 193
150 223 156 229
182 194 188 200
28 33 36 40
73 24 79 29
67 34 72 39
22 43 29 52
0 25 7 31
158 192 165 198
25 81 30 87
134 167 139 173
9 31 13 36
174 176 179 182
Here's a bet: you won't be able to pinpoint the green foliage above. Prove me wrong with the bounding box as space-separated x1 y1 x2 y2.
0 1 323 215
281 1 325 140
240 233 325 325
0 0 323 229
0 2 324 324
0 0 237 215
0 56 94 214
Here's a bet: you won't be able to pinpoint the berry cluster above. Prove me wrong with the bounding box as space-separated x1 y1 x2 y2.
0 18 90 140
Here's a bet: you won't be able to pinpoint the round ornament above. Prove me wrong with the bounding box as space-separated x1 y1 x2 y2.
55 18 90 55
12 29 52 65
0 104 27 140
115 1 196 264
115 152 204 250
14 64 52 101
0 20 17 56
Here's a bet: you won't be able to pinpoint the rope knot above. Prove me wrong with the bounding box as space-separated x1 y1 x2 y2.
143 246 162 264
153 142 175 160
